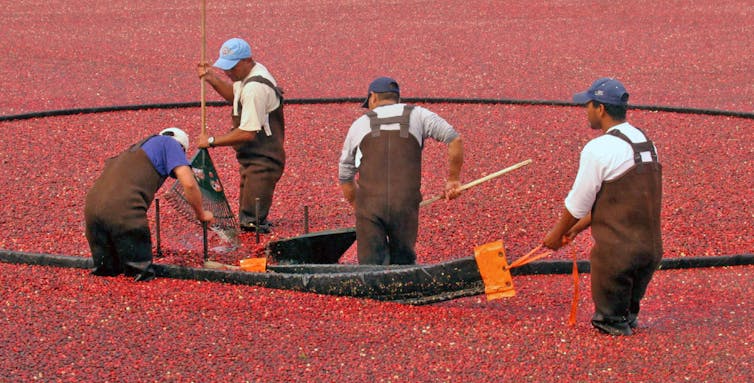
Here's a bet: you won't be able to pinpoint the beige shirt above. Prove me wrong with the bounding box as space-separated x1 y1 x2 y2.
232 62 280 136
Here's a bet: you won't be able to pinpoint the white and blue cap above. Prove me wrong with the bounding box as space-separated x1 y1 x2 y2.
159 127 189 151
573 77 629 106
213 38 252 70
362 76 400 108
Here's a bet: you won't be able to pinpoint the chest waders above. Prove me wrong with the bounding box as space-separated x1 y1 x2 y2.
356 105 422 265
231 76 286 227
84 136 166 280
590 128 662 331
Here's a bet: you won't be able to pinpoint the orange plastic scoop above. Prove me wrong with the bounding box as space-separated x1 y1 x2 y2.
474 240 553 301
239 257 267 272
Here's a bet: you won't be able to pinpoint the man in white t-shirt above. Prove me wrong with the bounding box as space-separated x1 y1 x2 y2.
197 38 285 233
543 78 663 336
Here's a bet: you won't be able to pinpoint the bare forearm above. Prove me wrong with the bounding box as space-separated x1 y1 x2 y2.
571 212 592 233
341 181 356 206
543 207 579 250
174 166 205 219
203 71 234 102
447 136 463 181
183 183 206 218
198 129 256 148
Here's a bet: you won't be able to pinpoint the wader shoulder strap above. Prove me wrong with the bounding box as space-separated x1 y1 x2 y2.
364 104 415 138
243 75 284 101
607 128 658 163
128 135 157 152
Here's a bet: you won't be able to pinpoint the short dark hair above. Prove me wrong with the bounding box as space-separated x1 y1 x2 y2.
375 92 399 103
590 100 627 120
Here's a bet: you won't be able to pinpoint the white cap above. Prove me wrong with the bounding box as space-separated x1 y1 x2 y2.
159 127 189 151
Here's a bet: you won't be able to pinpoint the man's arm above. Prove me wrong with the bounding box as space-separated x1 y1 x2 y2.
565 212 591 242
444 136 464 200
338 122 362 207
173 165 214 223
542 207 579 250
340 181 356 208
197 128 256 149
544 141 604 249
418 108 463 200
198 64 234 102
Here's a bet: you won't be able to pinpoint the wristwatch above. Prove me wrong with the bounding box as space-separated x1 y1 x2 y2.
208 136 216 147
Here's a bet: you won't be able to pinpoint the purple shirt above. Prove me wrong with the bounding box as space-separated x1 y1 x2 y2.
140 136 190 178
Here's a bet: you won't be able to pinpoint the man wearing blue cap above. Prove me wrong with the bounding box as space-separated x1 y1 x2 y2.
543 78 663 335
197 37 285 233
339 77 464 265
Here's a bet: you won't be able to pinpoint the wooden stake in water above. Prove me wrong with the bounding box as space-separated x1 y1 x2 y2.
202 221 208 262
155 198 162 257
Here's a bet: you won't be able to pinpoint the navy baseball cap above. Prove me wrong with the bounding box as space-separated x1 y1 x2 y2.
362 76 400 108
213 38 252 70
573 77 629 106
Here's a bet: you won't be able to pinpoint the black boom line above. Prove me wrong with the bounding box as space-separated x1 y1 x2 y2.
2 97 753 122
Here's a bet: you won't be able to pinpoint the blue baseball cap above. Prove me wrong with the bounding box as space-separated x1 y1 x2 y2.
362 76 400 107
213 38 252 70
573 77 629 106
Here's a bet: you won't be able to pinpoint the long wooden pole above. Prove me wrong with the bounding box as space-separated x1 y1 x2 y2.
266 159 534 263
200 0 207 135
419 158 533 206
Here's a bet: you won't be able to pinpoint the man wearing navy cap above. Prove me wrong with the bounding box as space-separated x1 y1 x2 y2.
339 77 464 265
543 78 663 335
197 37 285 233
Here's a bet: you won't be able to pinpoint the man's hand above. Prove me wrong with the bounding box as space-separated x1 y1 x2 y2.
564 228 580 243
542 208 579 250
197 132 210 149
543 230 572 250
443 180 462 200
340 181 357 208
564 212 591 243
198 210 214 223
197 63 212 80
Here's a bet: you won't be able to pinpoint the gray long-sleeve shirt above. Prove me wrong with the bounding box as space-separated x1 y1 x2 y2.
338 103 459 183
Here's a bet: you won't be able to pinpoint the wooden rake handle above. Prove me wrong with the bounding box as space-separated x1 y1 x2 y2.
200 0 207 135
420 158 533 207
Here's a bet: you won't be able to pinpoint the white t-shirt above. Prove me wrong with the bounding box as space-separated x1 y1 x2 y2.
564 122 658 219
232 63 280 135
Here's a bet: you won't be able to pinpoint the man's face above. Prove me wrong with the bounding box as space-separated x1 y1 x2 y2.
585 101 602 130
223 58 250 82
